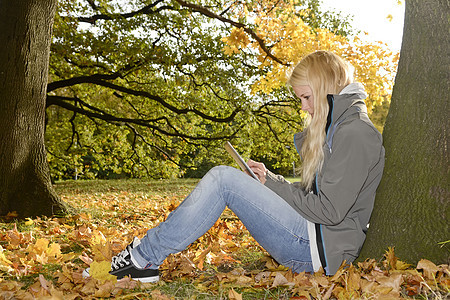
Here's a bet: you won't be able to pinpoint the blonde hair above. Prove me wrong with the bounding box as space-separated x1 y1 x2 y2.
288 51 354 191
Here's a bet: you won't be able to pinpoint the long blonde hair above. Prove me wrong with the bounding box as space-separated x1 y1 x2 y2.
288 51 354 191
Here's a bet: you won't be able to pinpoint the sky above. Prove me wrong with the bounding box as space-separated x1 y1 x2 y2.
319 0 405 51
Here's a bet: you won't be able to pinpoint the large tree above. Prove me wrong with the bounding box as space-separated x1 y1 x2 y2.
45 0 396 180
359 0 449 265
0 0 69 217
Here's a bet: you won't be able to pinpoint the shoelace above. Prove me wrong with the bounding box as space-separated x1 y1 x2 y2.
111 247 131 270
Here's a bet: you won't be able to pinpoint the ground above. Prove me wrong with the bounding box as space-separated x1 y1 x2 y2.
0 178 448 299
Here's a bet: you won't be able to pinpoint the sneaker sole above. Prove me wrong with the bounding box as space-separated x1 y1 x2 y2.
133 275 160 283
82 268 159 283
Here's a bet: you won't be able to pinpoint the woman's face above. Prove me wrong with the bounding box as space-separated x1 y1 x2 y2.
292 85 314 118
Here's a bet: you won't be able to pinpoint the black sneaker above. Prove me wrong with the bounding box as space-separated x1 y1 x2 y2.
82 237 159 283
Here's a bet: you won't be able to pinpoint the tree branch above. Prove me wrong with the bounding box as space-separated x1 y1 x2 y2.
76 0 287 66
78 0 173 24
47 75 241 123
174 0 287 66
125 123 182 168
46 95 240 141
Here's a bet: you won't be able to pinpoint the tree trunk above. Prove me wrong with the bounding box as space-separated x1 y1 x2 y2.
0 0 69 218
359 0 449 265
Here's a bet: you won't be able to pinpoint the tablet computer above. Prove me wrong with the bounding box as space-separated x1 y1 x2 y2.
224 141 260 181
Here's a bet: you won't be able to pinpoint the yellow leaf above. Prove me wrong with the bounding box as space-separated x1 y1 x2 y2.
46 243 62 260
91 241 112 262
89 261 116 284
386 14 394 22
90 231 112 261
24 218 34 226
34 238 50 254
0 246 12 264
0 246 13 273
395 259 411 270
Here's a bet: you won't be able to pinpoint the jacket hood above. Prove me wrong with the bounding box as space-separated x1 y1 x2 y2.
340 82 367 98
328 82 368 126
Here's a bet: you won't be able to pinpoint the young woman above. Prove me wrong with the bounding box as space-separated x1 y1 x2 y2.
83 50 385 282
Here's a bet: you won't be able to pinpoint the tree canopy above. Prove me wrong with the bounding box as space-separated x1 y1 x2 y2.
46 0 398 180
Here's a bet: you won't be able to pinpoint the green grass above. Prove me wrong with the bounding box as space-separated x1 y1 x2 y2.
54 175 298 195
54 178 200 194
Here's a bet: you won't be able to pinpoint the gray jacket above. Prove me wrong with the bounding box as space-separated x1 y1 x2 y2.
264 84 385 275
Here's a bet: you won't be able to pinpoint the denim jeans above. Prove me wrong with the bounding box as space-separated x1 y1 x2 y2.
131 166 313 273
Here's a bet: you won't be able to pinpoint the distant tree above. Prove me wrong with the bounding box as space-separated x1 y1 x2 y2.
360 0 449 265
0 0 69 217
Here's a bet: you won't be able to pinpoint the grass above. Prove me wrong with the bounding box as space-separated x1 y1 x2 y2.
54 177 200 194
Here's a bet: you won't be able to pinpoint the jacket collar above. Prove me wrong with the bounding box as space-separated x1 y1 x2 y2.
294 83 368 151
328 83 368 128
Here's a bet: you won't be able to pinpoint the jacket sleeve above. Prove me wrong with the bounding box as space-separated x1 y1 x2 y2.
264 120 382 225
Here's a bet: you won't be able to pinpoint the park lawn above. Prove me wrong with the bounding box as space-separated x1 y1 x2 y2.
0 178 448 299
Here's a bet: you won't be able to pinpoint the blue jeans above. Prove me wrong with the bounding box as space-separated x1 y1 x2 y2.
131 166 313 273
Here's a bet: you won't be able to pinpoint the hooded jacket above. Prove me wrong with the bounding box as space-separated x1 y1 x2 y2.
264 83 385 275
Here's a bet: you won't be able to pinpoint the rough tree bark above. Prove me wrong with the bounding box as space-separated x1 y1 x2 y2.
359 0 449 264
0 0 69 217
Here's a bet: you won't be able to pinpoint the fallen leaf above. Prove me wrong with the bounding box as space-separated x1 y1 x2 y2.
417 259 439 280
384 247 397 270
322 283 335 300
254 271 271 283
114 276 139 290
94 280 115 298
272 272 289 287
376 272 403 295
38 274 51 292
89 261 116 284
0 246 13 273
80 278 97 295
24 218 34 226
151 289 172 300
228 288 242 300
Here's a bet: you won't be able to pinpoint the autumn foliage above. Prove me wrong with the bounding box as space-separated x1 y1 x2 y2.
0 179 448 299
45 0 398 180
220 0 399 112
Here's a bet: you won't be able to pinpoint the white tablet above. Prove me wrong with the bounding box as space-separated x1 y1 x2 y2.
224 142 260 181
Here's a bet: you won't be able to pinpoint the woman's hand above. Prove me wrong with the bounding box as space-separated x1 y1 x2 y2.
247 159 268 184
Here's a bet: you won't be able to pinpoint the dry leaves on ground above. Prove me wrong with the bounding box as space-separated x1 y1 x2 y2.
0 180 448 299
